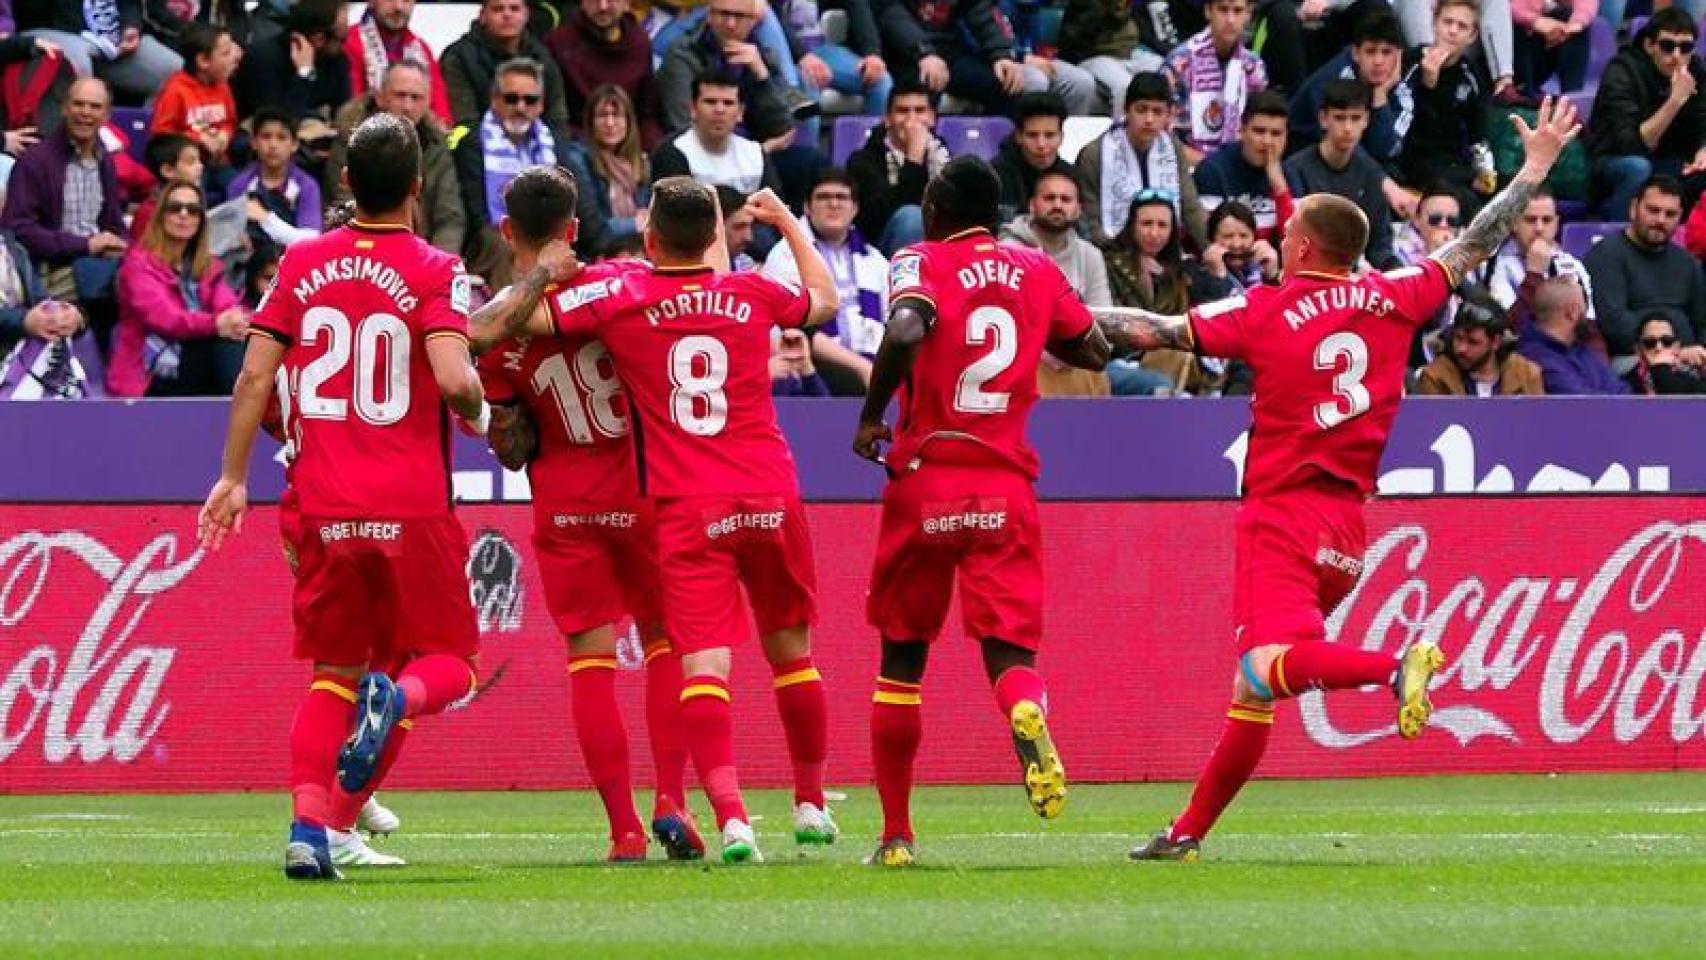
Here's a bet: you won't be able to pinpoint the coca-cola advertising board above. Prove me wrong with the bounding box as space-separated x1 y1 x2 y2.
2 499 1703 794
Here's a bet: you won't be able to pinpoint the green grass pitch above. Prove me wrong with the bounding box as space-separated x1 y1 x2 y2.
2 774 1702 958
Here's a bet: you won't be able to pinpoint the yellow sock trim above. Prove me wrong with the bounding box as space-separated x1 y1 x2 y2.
681 683 731 703
310 680 358 704
1271 653 1294 699
568 657 619 674
1226 707 1275 725
772 667 821 689
875 677 921 689
398 719 415 731
642 641 671 663
872 690 922 706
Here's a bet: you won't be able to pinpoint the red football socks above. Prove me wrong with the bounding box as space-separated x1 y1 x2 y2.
770 657 828 807
643 641 689 815
396 655 476 719
992 665 1047 718
1270 642 1397 698
326 720 411 831
679 674 747 827
1171 701 1274 842
290 674 357 828
569 655 644 839
871 677 923 844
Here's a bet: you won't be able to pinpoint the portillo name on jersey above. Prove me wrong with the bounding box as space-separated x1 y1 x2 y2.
644 290 753 326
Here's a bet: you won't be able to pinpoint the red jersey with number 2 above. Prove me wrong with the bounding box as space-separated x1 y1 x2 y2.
251 222 472 518
1189 261 1452 497
885 229 1094 479
552 264 811 498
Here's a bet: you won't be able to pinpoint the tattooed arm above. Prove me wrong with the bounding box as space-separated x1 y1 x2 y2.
1091 306 1196 354
1431 97 1581 285
466 241 582 354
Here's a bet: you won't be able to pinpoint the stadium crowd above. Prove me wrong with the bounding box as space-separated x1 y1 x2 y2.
0 0 1704 401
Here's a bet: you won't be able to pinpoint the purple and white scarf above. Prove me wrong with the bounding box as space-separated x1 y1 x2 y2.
479 111 556 225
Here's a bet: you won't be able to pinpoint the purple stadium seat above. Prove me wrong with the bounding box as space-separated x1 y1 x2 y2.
111 106 150 164
1565 90 1594 126
1588 17 1615 75
936 116 1012 161
1556 199 1590 222
1561 221 1623 260
830 115 882 169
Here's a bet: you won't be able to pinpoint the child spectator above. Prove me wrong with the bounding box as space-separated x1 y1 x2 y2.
151 24 241 197
229 106 323 248
132 134 205 241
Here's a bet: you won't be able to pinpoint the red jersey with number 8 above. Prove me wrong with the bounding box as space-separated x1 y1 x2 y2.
885 229 1094 479
1189 261 1452 498
553 264 810 498
251 221 472 518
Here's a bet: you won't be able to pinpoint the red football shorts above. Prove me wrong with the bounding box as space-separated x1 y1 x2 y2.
866 463 1043 650
278 487 301 576
1231 480 1367 652
652 494 817 654
289 512 480 665
531 499 664 637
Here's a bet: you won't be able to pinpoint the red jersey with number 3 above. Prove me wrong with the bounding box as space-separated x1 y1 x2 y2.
553 264 810 498
1190 261 1453 497
251 221 472 518
477 263 643 507
885 229 1094 479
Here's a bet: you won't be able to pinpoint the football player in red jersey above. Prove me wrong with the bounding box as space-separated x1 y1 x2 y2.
467 166 702 862
1098 98 1580 862
546 177 839 864
198 114 558 881
851 157 1111 867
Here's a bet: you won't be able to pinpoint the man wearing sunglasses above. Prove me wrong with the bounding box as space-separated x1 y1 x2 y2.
1586 8 1706 218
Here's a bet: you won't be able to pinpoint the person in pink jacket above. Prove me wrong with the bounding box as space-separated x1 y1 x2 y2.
108 181 250 397
1511 0 1598 95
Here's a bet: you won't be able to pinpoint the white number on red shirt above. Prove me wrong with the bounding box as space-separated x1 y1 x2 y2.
297 307 412 426
668 335 729 436
954 306 1017 414
1312 331 1371 430
533 342 628 443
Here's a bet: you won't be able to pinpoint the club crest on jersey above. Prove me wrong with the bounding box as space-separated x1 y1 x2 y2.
555 279 618 313
890 253 921 293
466 530 524 634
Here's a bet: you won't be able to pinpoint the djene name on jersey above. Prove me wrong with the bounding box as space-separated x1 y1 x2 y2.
291 256 421 313
1281 283 1396 331
957 260 1025 291
645 290 752 326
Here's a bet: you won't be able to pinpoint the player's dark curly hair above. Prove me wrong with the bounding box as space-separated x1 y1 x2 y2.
503 165 580 246
921 156 1000 241
346 113 420 215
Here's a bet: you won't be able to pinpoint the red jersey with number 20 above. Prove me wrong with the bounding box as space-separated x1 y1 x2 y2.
1190 260 1453 498
252 222 472 518
886 229 1094 479
553 264 811 498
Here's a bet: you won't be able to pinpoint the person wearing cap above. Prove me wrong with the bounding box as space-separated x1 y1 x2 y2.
1414 298 1546 396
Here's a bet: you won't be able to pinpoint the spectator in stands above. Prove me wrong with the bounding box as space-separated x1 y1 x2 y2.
875 0 1044 115
800 0 893 115
1162 0 1267 165
443 0 570 132
1625 314 1706 394
455 58 591 289
16 0 182 105
109 180 248 397
771 327 830 395
151 25 240 196
1058 0 1165 117
1587 9 1706 218
345 0 452 124
658 0 815 148
999 167 1115 395
1077 72 1208 248
1289 10 1412 167
762 168 886 394
131 134 203 241
1414 299 1546 395
565 85 652 257
231 107 321 248
243 241 280 310
1512 0 1595 95
1485 184 1597 335
1003 0 1098 115
717 184 759 270
993 93 1073 224
232 0 351 121
1398 0 1529 107
1396 0 1496 199
1582 175 1706 359
1285 78 1400 269
1193 90 1293 241
652 72 783 195
2 79 127 302
1103 191 1214 394
545 0 663 149
0 228 80 348
1516 276 1630 394
1395 183 1462 267
327 61 464 255
847 81 946 253
1188 200 1279 298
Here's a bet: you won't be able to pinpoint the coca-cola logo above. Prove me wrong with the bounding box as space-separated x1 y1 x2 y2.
1308 521 1706 749
0 530 196 765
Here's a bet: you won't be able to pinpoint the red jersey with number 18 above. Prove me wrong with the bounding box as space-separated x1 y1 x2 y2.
553 264 811 498
251 221 472 518
1189 260 1452 498
885 229 1094 479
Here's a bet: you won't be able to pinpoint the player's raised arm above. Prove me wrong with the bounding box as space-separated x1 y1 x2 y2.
199 333 287 550
746 188 838 328
1090 306 1196 355
466 240 582 352
427 335 490 434
1432 96 1580 284
853 296 933 462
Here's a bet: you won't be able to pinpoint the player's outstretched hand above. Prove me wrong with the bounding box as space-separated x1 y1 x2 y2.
537 240 582 285
1513 96 1580 177
744 189 794 228
198 478 247 551
853 419 892 464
